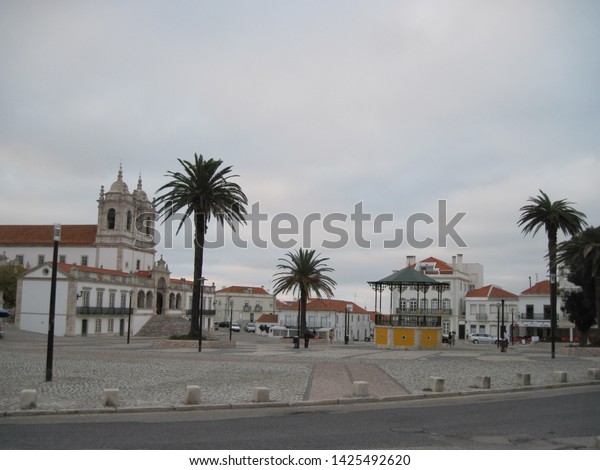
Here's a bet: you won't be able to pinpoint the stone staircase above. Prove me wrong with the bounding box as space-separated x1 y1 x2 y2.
136 314 191 337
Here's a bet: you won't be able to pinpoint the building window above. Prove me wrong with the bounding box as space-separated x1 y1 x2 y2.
145 291 153 309
136 259 141 271
15 255 24 266
127 211 133 231
96 291 104 308
526 305 534 319
400 299 407 312
109 292 116 309
543 304 551 320
81 256 88 266
121 292 127 308
409 299 417 311
107 208 116 229
108 319 114 333
59 255 67 264
38 255 45 265
82 290 91 307
137 291 145 308
95 319 102 333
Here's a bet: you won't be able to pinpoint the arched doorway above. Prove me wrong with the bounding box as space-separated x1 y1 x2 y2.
156 277 167 315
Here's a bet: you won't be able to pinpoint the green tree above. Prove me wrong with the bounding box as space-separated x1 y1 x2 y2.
518 189 587 357
0 264 25 308
155 154 248 337
558 226 600 336
273 248 336 336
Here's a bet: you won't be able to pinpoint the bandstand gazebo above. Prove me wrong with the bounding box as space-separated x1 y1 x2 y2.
368 267 450 350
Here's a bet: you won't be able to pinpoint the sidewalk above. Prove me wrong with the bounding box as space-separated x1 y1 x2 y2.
1 325 599 415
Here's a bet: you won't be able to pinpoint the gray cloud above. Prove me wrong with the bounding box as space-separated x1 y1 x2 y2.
1 1 599 307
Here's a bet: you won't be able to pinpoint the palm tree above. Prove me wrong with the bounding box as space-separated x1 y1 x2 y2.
558 226 600 330
518 189 587 357
273 248 337 336
155 154 248 337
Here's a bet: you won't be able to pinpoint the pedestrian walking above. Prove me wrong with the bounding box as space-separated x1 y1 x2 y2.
447 331 453 346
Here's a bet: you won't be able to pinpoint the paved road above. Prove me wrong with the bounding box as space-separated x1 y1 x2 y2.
1 324 600 414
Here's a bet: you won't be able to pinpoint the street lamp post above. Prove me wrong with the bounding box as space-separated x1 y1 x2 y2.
229 297 234 342
501 299 505 340
510 307 515 345
198 277 205 352
344 304 352 345
45 223 61 382
127 289 133 344
496 302 500 348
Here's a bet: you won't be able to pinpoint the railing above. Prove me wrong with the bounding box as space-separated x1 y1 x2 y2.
375 314 442 327
77 307 131 316
394 308 452 316
524 313 551 320
185 309 216 316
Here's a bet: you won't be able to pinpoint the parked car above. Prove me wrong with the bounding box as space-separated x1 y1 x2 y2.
244 322 256 332
217 321 230 329
230 323 241 332
468 333 498 344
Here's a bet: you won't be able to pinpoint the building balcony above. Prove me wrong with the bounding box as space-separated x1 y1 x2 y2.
395 308 452 316
375 314 442 328
185 309 216 317
77 307 131 316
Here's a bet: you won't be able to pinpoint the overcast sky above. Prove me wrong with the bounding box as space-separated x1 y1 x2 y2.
1 1 599 308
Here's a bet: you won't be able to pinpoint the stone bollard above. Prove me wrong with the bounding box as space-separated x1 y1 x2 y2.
429 376 444 392
252 387 270 403
587 368 600 380
20 389 37 410
517 373 531 386
352 381 369 397
102 388 120 408
184 385 202 405
553 371 568 383
474 376 491 389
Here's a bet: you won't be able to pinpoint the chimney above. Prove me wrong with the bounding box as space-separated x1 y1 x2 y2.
456 254 463 267
452 256 456 266
406 255 416 267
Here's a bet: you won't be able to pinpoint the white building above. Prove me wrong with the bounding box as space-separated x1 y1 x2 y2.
278 298 372 342
2 167 197 336
388 254 484 339
465 285 519 339
215 286 276 327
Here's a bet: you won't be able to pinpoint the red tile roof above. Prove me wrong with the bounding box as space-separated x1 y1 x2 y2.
56 263 130 277
0 225 97 246
521 280 551 295
217 286 271 295
256 313 278 323
466 285 518 299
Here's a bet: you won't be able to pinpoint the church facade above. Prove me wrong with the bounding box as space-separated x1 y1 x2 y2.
2 167 199 337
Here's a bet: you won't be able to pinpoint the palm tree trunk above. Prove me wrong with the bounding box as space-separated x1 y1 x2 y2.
189 211 206 337
300 287 307 335
595 276 600 334
549 232 558 359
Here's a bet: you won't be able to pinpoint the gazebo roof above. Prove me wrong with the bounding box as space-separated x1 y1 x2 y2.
368 267 449 289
